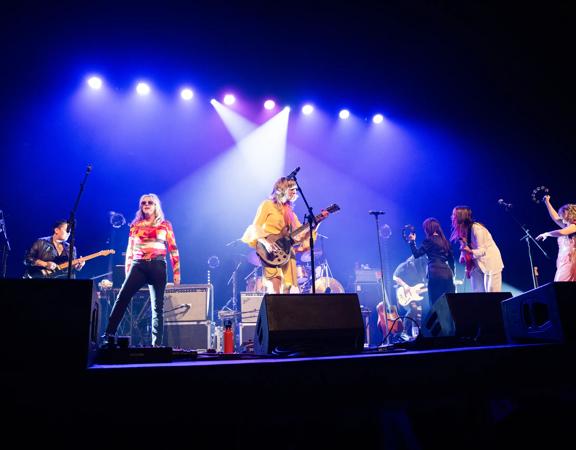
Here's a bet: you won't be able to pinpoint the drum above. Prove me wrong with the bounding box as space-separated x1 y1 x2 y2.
315 277 345 294
296 265 309 284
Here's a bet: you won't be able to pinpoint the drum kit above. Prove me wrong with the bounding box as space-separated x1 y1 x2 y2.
242 243 344 294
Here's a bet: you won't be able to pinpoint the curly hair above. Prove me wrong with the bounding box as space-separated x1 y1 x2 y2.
559 204 576 224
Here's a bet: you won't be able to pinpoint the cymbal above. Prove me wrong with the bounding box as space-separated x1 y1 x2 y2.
315 277 345 294
245 251 262 267
299 249 322 263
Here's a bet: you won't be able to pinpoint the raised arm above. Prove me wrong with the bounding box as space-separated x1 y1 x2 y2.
536 223 576 241
543 195 564 228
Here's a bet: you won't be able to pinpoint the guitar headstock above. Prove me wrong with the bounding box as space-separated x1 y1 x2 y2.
101 249 116 256
323 204 340 214
531 186 549 204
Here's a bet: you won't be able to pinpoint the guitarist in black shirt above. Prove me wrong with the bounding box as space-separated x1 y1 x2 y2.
23 219 85 278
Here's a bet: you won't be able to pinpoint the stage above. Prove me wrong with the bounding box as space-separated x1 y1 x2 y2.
2 278 575 449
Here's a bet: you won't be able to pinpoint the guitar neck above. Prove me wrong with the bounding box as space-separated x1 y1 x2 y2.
56 252 103 270
290 212 329 238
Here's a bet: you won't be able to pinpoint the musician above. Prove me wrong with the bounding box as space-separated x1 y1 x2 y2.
392 255 428 340
241 177 312 294
450 206 504 292
408 217 455 306
23 219 85 278
536 196 576 281
102 193 180 347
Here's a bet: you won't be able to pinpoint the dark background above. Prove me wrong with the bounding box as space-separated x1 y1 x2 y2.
1 1 574 309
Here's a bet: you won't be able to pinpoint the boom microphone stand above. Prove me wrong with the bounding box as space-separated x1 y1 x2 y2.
498 200 549 289
288 167 318 293
0 209 10 278
369 210 392 347
66 164 92 279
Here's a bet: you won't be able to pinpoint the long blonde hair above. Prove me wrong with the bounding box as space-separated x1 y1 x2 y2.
269 177 297 207
559 204 576 225
131 193 165 226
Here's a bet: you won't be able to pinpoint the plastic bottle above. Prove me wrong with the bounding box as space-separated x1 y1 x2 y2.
223 321 234 354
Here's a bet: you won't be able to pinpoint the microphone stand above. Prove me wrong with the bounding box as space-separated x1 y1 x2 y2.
0 210 10 278
66 165 92 280
290 172 318 294
500 204 549 289
370 211 392 348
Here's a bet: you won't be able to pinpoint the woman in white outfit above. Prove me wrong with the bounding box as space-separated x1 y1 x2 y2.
450 206 504 292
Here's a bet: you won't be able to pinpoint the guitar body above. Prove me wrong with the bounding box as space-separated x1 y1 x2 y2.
255 228 293 267
377 303 403 335
396 282 427 307
458 237 475 279
255 204 340 267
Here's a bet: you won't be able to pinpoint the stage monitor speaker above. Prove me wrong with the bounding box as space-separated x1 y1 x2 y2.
253 293 365 355
164 284 211 322
421 291 513 345
1 278 98 370
501 282 576 344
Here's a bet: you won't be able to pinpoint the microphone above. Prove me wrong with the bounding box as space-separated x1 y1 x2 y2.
86 164 92 173
368 210 386 215
498 199 513 209
286 167 300 179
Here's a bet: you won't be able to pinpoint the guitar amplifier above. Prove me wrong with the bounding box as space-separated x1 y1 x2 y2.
164 284 211 322
240 292 265 323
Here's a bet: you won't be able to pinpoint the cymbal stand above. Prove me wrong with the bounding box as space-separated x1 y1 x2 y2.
222 261 241 312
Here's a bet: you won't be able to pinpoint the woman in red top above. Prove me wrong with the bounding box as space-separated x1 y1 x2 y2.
103 193 180 347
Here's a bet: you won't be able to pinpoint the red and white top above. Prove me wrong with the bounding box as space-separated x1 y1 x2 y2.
125 219 180 279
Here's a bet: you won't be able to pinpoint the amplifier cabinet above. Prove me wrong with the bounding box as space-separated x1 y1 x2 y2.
240 292 264 323
164 284 211 322
163 321 213 350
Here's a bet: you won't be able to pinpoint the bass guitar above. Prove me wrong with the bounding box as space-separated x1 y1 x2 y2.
396 282 427 307
26 249 115 278
256 204 340 267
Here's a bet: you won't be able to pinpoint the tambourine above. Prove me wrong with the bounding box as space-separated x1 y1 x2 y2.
401 224 415 243
531 186 549 204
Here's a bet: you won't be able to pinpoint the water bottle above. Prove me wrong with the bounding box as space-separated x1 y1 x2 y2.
223 321 234 354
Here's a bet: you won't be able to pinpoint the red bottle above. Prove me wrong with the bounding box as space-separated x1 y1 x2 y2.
223 321 234 354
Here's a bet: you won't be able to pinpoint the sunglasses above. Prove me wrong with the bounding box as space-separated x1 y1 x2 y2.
141 201 155 206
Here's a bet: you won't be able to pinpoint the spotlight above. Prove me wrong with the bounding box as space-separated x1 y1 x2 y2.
136 82 151 96
180 88 194 100
339 109 350 120
86 76 103 90
223 94 236 105
372 113 384 124
302 104 314 115
264 99 276 110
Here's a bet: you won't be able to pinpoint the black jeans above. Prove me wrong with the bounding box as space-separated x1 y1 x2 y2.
105 259 167 346
427 277 455 306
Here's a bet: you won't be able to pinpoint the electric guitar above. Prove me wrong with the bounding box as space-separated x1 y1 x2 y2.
396 282 427 307
26 249 115 278
458 237 474 279
256 204 340 267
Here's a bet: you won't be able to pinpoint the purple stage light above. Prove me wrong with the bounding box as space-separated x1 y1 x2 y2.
223 94 236 105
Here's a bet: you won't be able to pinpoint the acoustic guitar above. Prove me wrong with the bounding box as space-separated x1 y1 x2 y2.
26 249 115 278
377 302 403 335
256 204 340 267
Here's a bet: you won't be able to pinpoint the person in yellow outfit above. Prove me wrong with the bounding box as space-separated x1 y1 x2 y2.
242 177 313 294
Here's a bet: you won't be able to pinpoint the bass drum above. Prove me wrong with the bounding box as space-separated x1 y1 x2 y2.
315 277 345 294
